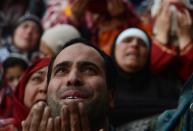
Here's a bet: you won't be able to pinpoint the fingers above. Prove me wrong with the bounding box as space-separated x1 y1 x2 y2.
61 105 70 131
156 1 169 17
22 101 46 131
69 103 81 131
54 116 61 131
29 102 46 131
176 9 192 28
39 106 51 131
184 9 192 25
22 106 34 131
79 103 90 131
46 118 54 131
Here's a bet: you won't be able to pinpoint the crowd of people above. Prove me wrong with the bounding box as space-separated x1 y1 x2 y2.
0 0 193 131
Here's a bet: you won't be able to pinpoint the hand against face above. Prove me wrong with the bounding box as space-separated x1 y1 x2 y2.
176 9 193 50
58 102 90 131
154 1 172 44
107 0 126 17
22 102 104 131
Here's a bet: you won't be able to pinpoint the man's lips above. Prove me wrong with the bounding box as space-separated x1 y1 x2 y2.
60 90 90 100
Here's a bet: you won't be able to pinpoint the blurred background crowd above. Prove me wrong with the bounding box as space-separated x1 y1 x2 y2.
0 0 193 130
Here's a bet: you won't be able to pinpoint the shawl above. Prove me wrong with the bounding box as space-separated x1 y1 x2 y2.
13 58 50 129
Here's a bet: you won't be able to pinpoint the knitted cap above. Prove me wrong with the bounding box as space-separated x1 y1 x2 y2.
115 28 150 50
41 24 81 54
15 13 43 35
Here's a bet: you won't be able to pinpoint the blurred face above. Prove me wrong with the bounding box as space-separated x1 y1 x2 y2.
13 21 40 52
5 65 25 91
24 67 48 108
40 41 55 58
115 37 148 73
47 43 111 120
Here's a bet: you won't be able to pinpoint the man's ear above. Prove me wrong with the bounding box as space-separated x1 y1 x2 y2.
108 89 115 110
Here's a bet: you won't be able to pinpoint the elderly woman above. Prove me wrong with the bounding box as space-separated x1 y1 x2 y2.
13 58 50 129
0 58 50 130
110 28 179 128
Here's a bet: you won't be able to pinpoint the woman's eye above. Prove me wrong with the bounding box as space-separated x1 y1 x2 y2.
30 76 43 84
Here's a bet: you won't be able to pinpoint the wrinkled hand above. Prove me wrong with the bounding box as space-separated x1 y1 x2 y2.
154 1 172 44
58 102 91 131
22 101 104 131
107 0 126 18
176 9 193 50
22 101 52 131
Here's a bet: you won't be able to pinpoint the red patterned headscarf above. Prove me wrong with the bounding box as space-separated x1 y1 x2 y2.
13 58 50 129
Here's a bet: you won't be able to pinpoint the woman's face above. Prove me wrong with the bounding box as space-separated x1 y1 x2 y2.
13 21 40 52
24 67 48 108
115 37 148 73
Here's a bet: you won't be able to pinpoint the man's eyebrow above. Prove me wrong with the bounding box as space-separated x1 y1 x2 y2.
78 61 103 71
78 61 99 67
53 61 71 70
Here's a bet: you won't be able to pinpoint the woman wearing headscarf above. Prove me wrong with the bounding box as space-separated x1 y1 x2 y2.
0 58 50 130
110 28 179 128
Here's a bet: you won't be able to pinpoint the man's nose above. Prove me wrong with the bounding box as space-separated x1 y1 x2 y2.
66 69 83 86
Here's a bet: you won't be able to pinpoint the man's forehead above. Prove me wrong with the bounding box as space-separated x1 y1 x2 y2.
53 43 105 66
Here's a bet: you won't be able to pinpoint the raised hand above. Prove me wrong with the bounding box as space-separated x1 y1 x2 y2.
22 101 51 131
176 9 193 50
154 1 172 44
60 102 91 131
22 102 105 131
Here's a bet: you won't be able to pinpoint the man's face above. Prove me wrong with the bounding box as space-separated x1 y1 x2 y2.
47 43 111 120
